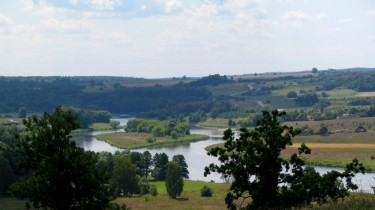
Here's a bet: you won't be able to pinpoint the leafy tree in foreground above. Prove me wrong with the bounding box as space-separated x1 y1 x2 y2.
11 107 111 210
204 110 365 210
165 161 184 199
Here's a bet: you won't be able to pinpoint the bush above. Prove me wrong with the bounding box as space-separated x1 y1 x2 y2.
200 185 213 197
150 185 158 196
138 177 150 195
287 91 297 98
146 138 155 143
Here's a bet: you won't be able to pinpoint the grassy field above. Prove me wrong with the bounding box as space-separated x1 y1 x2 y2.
285 117 375 133
115 180 231 210
283 145 375 171
206 126 375 171
2 181 375 210
306 193 375 210
89 123 114 130
96 132 209 149
197 118 232 128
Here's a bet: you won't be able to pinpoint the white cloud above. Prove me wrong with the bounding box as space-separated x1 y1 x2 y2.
368 35 375 42
20 0 35 12
280 10 327 27
90 0 122 11
40 19 92 33
339 18 353 23
162 0 182 13
282 10 310 21
92 30 132 44
315 13 328 20
0 13 13 25
368 9 375 17
71 0 79 6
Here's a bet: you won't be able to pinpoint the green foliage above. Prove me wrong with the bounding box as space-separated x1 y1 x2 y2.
138 176 150 195
188 111 206 123
319 126 329 135
11 107 111 210
189 74 233 86
152 153 169 181
125 119 190 138
165 161 184 199
111 155 139 197
0 77 213 119
287 91 298 98
17 107 26 118
110 120 121 129
63 106 112 129
205 110 365 210
295 93 319 106
200 185 213 197
172 154 189 179
150 184 158 196
0 156 15 195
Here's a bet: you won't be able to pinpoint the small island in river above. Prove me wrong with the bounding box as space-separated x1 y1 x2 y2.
96 119 209 149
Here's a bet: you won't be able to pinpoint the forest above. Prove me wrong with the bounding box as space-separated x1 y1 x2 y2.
1 69 375 122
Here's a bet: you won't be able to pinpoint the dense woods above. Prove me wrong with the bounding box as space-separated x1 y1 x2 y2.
1 69 375 122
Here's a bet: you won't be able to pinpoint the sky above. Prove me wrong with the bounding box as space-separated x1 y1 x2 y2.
0 0 374 78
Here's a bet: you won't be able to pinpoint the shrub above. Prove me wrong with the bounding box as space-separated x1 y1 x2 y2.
200 185 213 197
150 185 158 196
138 177 150 195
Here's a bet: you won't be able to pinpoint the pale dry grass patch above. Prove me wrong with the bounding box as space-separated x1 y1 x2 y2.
356 92 375 97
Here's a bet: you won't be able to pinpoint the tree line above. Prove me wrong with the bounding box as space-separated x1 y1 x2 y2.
125 119 190 138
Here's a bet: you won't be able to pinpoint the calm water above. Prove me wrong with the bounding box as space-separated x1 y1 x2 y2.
73 118 375 191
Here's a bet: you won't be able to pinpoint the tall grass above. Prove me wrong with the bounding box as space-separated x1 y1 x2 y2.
307 193 375 210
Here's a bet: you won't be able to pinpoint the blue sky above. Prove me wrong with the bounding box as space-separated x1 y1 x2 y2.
0 0 374 78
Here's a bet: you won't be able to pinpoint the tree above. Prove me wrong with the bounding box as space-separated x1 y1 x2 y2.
319 126 329 136
204 110 365 210
165 161 184 199
111 155 139 196
312 67 318 73
172 154 189 179
152 153 169 181
287 91 298 99
140 151 152 177
17 107 27 118
295 93 319 106
110 120 120 129
0 156 15 195
11 107 111 210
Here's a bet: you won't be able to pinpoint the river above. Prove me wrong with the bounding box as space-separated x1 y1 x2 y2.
73 118 375 192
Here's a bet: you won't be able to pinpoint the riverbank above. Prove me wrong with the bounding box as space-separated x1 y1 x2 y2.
96 132 209 149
